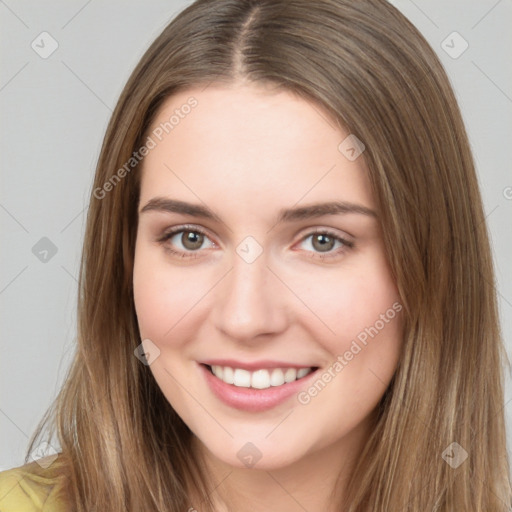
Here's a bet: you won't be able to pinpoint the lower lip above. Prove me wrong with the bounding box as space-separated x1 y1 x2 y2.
199 364 317 412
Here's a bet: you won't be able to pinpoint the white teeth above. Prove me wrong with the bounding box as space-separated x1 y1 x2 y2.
212 365 223 379
233 368 251 387
284 368 297 383
270 368 285 386
209 365 313 388
223 366 234 384
251 369 271 389
297 368 310 379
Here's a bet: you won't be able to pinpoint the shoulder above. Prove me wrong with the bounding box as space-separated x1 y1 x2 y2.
0 455 70 512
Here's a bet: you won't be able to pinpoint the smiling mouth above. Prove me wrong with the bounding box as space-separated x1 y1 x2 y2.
203 364 319 390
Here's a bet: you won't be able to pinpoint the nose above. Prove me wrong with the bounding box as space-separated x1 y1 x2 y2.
212 250 289 343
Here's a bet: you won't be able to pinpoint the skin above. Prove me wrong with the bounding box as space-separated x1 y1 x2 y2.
132 82 403 512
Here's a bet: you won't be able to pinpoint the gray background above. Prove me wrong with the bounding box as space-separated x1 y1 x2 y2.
1 0 511 471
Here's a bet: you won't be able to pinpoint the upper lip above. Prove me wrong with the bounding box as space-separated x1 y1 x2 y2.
200 359 317 371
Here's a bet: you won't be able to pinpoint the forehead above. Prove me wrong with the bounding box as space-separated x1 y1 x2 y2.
139 83 374 215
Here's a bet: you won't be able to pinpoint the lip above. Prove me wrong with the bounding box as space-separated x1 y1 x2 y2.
199 362 318 412
200 359 314 371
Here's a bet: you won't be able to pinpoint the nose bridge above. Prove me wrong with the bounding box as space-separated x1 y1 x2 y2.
214 246 286 340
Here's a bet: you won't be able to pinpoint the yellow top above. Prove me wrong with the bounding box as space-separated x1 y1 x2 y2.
0 457 69 512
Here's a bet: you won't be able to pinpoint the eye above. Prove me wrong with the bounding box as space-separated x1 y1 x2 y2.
297 229 354 260
157 225 215 258
157 225 354 261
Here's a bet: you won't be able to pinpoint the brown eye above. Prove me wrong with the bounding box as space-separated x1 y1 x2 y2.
158 226 215 257
311 233 336 252
181 230 204 250
297 229 354 260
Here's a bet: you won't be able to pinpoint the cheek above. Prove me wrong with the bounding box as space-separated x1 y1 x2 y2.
132 244 207 408
132 244 204 343
335 272 401 348
292 260 402 430
316 256 402 409
133 244 214 348
291 248 402 364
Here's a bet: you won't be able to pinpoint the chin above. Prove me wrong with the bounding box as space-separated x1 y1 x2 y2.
197 433 311 472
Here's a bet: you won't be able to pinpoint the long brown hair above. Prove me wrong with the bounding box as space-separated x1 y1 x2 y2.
26 0 512 510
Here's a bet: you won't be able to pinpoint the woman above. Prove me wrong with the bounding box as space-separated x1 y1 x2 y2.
1 0 510 510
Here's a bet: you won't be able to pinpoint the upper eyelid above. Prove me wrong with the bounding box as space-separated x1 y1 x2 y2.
161 224 215 241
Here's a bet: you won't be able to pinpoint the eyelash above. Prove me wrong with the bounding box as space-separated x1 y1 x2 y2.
157 224 354 261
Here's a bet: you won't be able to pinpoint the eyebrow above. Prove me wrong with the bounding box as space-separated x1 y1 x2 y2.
139 197 377 223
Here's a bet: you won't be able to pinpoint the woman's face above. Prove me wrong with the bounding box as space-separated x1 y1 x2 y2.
133 82 403 471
